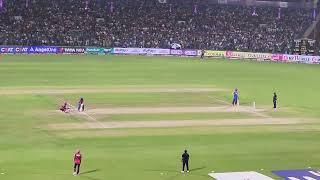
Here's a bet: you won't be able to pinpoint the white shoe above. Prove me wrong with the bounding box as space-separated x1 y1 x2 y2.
181 171 184 173
187 171 190 173
73 172 77 176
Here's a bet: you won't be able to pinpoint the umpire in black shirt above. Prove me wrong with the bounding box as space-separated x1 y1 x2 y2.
181 150 190 173
200 49 205 59
273 92 277 109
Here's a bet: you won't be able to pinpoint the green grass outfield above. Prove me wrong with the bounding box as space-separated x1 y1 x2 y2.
0 54 320 180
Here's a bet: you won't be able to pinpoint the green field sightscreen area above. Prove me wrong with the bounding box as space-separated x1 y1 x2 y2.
0 55 320 180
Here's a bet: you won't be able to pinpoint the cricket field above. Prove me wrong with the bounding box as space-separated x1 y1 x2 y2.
0 55 320 180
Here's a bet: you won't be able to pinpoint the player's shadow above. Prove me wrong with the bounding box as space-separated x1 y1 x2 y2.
145 167 208 180
80 169 100 175
82 175 101 180
145 166 206 173
145 169 178 173
190 166 206 172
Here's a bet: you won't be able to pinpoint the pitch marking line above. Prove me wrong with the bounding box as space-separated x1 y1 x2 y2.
57 98 105 128
208 96 270 118
208 96 230 105
69 104 106 128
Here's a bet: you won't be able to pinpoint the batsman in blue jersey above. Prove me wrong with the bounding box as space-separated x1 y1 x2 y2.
232 88 239 106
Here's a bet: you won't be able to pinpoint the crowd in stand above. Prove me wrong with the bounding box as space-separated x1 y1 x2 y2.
0 0 317 53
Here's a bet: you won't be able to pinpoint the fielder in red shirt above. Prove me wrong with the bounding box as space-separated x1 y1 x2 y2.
73 149 82 176
60 102 68 112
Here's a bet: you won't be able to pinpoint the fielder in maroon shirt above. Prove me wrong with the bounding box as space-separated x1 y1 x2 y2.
73 150 82 176
60 102 68 112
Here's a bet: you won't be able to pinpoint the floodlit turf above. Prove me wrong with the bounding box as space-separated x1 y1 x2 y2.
0 55 320 180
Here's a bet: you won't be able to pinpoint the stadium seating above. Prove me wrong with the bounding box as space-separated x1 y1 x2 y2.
0 0 317 53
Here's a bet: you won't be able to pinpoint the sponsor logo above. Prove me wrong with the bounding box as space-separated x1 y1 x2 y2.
157 49 170 54
244 52 272 60
170 49 197 56
114 48 128 53
208 171 274 180
282 54 300 62
142 48 156 54
184 50 197 56
0 47 15 53
86 47 105 54
104 48 111 53
61 47 85 53
204 50 226 57
300 56 320 64
131 48 140 54
0 46 29 54
15 47 28 53
170 49 183 55
28 46 58 53
113 48 136 54
272 169 320 180
226 51 246 59
271 54 285 61
113 48 170 55
86 48 101 52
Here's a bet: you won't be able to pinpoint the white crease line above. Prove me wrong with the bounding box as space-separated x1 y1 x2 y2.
208 96 231 105
58 99 105 128
208 96 270 118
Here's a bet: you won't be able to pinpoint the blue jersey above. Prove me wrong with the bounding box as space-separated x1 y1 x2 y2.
233 91 238 99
